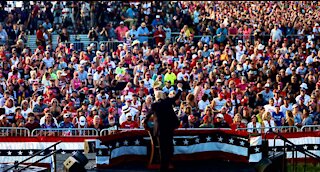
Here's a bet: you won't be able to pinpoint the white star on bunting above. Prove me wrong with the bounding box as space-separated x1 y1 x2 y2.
116 142 120 147
229 138 234 144
28 150 33 155
218 136 223 142
109 145 113 149
7 151 12 155
123 140 128 146
61 151 66 155
183 139 189 145
240 141 245 146
303 145 308 150
173 139 176 145
195 138 200 143
18 151 23 155
272 148 277 152
72 151 77 155
98 150 102 155
134 139 140 145
40 152 45 155
254 147 260 153
314 145 318 150
206 136 211 142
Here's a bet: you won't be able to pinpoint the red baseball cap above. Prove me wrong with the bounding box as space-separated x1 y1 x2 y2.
108 107 116 113
97 66 103 71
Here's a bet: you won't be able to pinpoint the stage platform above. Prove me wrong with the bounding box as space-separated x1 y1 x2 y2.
88 160 256 172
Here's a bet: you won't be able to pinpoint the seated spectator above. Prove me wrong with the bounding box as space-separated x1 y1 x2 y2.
41 113 58 128
230 113 246 130
59 113 75 128
120 113 139 129
89 115 105 131
247 115 262 134
25 113 40 131
301 109 313 126
214 113 229 128
261 112 276 133
199 115 214 128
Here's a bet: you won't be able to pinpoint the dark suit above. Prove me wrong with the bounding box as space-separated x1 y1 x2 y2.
145 89 181 171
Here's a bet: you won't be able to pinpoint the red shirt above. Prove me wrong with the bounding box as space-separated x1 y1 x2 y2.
230 123 246 131
120 121 139 129
36 30 44 41
154 30 166 45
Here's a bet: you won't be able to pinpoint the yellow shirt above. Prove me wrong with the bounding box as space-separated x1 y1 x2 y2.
220 53 229 61
164 72 176 85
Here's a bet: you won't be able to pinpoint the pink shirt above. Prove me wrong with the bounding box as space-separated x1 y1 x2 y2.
115 26 129 41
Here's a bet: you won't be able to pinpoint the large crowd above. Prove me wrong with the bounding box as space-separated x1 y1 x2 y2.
0 1 320 135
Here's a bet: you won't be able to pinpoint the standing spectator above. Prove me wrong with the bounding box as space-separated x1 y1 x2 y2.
115 21 129 41
154 25 166 46
137 22 150 44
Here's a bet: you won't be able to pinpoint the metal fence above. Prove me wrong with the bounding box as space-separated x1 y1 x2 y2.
99 41 125 53
62 41 99 51
31 128 99 137
236 126 300 133
0 125 319 137
301 125 320 132
0 127 30 137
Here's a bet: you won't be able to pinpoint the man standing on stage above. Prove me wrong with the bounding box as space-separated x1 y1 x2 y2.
143 83 182 171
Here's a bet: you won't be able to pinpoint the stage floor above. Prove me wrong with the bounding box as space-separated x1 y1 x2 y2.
87 160 256 172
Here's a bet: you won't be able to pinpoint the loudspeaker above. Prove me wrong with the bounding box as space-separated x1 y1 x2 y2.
63 151 88 172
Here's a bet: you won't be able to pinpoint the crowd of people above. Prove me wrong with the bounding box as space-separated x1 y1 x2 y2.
0 1 320 135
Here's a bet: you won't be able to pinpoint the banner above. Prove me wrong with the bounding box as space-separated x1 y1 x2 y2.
0 137 93 164
96 129 250 167
96 130 320 168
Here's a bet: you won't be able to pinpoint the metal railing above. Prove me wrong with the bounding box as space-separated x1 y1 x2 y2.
31 128 99 137
0 127 30 137
99 41 125 53
301 125 320 132
236 126 299 133
0 125 318 137
4 141 62 172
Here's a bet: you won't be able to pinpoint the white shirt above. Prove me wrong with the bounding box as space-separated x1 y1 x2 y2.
270 28 282 41
247 122 262 133
295 94 311 106
280 104 292 115
43 57 55 68
198 100 210 111
143 78 154 90
93 71 102 81
21 108 32 119
213 98 226 111
40 116 59 126
235 45 246 62
264 104 276 113
262 120 276 133
177 72 189 81
305 55 314 65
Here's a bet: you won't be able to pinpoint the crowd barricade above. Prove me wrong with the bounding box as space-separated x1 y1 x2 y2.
99 41 124 53
62 41 99 51
31 128 99 137
0 127 30 137
301 125 320 132
236 126 300 133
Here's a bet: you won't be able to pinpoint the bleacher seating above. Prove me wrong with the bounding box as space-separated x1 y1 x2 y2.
27 34 93 51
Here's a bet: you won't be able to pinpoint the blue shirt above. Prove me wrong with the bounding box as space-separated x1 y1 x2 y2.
126 8 136 18
151 19 164 28
216 28 228 42
137 26 150 43
59 121 75 128
272 112 284 126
